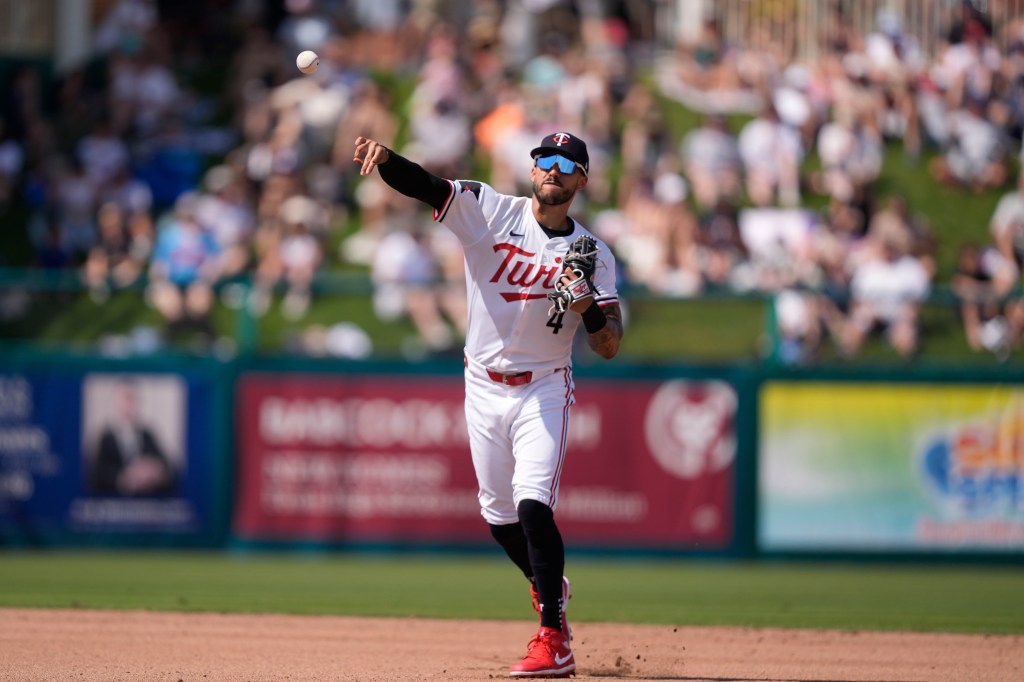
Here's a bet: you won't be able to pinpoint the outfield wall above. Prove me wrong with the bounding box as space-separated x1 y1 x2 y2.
0 351 1021 560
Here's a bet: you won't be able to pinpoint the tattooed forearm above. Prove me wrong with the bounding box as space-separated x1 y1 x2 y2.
586 303 623 359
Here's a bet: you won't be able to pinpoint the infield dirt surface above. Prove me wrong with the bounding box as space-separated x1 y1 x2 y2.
1 607 1020 681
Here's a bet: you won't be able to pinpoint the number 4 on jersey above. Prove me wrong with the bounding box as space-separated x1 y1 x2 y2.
546 311 565 334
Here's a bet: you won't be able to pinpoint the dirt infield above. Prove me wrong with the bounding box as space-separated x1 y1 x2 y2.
1 608 1020 681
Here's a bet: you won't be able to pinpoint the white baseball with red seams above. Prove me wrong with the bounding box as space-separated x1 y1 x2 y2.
435 179 618 523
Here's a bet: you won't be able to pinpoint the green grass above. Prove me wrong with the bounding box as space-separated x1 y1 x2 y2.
622 296 768 362
1 552 1022 634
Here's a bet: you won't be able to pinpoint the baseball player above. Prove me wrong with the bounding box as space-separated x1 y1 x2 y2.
354 131 623 678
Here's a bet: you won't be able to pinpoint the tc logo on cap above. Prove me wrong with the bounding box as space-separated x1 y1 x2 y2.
552 133 571 146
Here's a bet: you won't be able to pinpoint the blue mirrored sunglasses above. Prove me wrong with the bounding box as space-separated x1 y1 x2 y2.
535 154 584 175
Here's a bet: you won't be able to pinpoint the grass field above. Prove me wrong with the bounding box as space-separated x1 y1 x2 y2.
2 551 1022 635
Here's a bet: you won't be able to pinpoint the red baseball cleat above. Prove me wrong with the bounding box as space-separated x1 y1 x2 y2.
509 626 575 678
529 575 572 641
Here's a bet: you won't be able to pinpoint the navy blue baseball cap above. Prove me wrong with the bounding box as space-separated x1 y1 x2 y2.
530 132 589 176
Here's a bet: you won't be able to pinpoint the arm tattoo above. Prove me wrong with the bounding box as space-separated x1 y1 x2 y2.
586 303 623 359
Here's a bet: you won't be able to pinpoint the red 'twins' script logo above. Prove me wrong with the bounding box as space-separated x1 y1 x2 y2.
490 243 562 301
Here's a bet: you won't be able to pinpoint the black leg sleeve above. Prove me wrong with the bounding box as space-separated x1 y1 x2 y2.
517 499 565 631
489 522 534 580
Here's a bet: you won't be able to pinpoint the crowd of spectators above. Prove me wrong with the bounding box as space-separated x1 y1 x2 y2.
651 0 1024 362
0 0 1022 363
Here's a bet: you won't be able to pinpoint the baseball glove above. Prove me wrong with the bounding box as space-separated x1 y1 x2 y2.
547 234 599 315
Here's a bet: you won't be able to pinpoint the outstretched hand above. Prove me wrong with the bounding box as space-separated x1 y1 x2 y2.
353 136 390 176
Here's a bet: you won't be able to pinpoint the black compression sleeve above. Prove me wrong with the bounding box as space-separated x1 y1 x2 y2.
377 149 452 212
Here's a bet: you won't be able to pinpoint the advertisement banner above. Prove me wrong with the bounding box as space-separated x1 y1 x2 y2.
0 371 216 539
759 382 1024 551
234 373 736 550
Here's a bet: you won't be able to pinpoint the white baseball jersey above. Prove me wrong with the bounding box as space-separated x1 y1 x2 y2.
434 180 619 374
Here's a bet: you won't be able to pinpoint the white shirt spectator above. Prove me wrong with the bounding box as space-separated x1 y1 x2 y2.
739 118 802 176
850 254 931 323
990 181 1024 263
196 193 254 250
135 59 181 133
371 228 439 320
817 118 883 201
738 111 803 206
279 230 320 271
945 105 1005 183
681 124 740 173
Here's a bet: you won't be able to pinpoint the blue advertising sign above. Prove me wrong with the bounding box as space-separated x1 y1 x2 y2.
0 371 216 540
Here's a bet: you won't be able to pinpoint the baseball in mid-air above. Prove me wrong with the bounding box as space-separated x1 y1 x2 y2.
296 50 319 75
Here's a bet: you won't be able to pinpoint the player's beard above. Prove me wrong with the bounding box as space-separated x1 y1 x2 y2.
532 178 575 206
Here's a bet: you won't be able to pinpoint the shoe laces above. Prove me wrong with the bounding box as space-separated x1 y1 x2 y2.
524 628 567 659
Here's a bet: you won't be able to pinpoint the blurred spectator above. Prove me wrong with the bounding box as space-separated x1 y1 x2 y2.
812 107 883 204
34 220 72 270
951 241 1022 359
2 64 44 143
809 198 867 316
736 207 819 293
884 196 938 278
989 170 1024 267
407 96 472 178
371 219 459 352
676 17 737 93
107 39 183 138
618 82 666 176
124 208 156 281
52 156 100 262
331 80 398 203
772 288 827 365
864 9 926 158
946 2 994 45
194 165 256 280
737 103 803 207
696 199 748 290
680 113 742 211
0 120 23 205
134 118 205 209
77 118 131 189
250 197 323 320
84 202 133 301
227 23 289 122
613 173 701 296
275 0 336 57
93 0 159 56
146 194 221 342
244 106 306 183
430 225 469 342
772 63 816 147
555 46 613 148
838 228 932 358
929 97 1010 191
101 165 154 217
